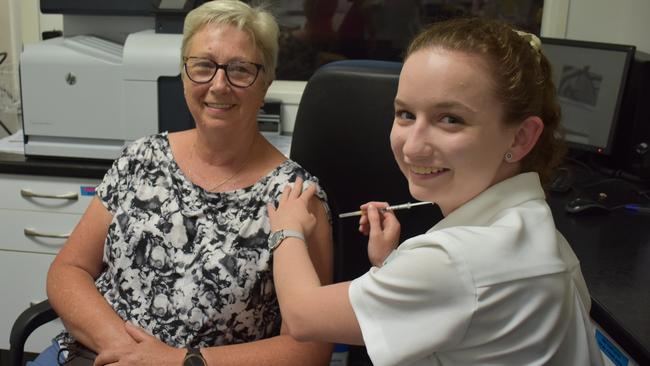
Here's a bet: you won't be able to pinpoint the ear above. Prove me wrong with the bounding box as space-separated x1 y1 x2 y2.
507 116 544 162
261 79 273 107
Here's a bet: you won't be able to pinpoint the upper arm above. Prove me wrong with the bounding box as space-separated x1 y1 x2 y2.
50 196 113 279
307 196 334 285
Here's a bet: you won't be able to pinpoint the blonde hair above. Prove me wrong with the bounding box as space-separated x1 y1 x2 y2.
181 0 279 85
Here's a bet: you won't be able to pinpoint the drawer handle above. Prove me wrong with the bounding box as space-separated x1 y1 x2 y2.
21 189 79 200
24 228 71 239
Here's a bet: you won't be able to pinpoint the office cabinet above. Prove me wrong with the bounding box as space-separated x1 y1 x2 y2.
0 173 99 352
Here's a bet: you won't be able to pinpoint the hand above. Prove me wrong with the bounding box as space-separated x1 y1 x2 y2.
358 201 390 236
267 177 318 237
364 204 401 267
93 322 184 366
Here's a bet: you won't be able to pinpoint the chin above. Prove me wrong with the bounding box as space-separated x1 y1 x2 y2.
407 184 434 204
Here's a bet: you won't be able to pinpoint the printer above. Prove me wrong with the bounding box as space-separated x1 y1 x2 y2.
21 30 185 160
20 1 200 160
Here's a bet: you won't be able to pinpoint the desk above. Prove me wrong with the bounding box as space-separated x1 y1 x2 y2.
548 191 650 364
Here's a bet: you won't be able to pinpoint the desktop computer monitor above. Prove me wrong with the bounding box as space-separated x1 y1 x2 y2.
541 37 635 155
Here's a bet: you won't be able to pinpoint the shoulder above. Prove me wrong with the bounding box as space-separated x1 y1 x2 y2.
419 201 567 286
115 132 171 169
273 159 320 183
270 159 327 199
123 132 168 157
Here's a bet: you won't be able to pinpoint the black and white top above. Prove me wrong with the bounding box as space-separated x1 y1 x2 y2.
56 132 329 349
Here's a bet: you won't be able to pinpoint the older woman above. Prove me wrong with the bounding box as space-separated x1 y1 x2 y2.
38 1 334 365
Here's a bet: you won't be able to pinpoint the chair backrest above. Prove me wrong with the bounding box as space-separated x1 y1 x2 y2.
290 60 442 283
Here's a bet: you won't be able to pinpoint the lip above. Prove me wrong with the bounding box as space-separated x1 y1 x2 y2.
408 166 450 181
204 102 235 110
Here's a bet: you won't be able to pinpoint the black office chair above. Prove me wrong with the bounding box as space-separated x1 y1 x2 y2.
9 60 443 366
289 60 443 364
9 299 58 366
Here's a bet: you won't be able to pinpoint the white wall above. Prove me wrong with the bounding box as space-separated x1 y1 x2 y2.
0 0 22 136
0 0 62 136
542 0 650 53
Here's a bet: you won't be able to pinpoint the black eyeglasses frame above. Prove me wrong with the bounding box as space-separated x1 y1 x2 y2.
183 57 264 88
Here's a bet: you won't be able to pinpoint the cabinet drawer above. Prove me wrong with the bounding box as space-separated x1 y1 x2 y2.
0 174 99 214
0 250 64 352
0 209 82 254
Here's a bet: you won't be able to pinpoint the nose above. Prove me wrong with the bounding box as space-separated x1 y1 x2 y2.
208 68 230 92
402 120 433 160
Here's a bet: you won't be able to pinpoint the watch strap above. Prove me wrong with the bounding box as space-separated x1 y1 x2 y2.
281 229 305 242
270 229 306 251
183 346 206 366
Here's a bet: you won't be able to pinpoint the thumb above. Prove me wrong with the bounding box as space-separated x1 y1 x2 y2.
124 322 151 343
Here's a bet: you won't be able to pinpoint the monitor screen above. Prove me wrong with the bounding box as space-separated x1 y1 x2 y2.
541 37 635 155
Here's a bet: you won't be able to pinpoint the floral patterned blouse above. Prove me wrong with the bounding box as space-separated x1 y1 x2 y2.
56 132 329 349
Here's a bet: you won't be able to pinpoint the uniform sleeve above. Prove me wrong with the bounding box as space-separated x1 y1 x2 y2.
348 238 476 366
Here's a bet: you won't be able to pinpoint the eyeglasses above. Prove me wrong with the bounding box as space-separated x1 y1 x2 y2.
183 57 264 88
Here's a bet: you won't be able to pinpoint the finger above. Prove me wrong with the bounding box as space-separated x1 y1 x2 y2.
94 350 119 366
290 177 305 199
366 205 383 238
359 223 370 236
361 201 390 210
279 184 292 203
359 212 368 226
300 183 317 203
266 202 276 217
124 322 150 343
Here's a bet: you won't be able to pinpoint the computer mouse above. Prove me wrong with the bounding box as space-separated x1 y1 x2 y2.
565 197 610 214
550 167 573 193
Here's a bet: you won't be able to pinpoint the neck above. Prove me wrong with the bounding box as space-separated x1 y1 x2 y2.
193 126 259 167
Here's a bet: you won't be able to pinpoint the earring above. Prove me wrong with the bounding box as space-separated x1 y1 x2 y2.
504 152 513 162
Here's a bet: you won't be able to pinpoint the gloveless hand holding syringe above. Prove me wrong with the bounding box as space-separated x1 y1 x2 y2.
338 201 433 218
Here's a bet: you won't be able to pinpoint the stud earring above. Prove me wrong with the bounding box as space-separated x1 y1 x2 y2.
504 152 513 162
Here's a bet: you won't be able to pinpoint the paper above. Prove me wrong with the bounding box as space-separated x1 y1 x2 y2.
0 128 24 155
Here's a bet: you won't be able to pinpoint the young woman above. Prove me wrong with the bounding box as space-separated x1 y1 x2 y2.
267 17 604 366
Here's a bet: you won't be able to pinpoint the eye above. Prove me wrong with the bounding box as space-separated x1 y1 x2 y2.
195 61 214 68
228 62 256 75
440 115 463 124
395 109 415 121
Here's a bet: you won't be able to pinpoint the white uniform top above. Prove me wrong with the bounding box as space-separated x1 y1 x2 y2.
349 173 604 366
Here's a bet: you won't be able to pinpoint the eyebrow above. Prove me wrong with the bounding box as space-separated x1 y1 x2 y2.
186 55 258 64
394 98 477 114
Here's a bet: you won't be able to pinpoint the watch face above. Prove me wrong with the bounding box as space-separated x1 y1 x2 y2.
183 354 205 366
269 230 284 251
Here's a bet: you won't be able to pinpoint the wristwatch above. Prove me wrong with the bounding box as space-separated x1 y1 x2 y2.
183 346 206 366
269 229 305 251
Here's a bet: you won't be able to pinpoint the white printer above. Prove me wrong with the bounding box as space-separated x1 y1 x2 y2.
20 29 183 160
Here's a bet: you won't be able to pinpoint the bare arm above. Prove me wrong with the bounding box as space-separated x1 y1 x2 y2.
268 179 364 345
47 197 137 353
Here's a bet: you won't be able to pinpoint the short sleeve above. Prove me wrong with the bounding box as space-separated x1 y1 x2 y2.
95 140 141 214
272 161 331 222
348 238 476 366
